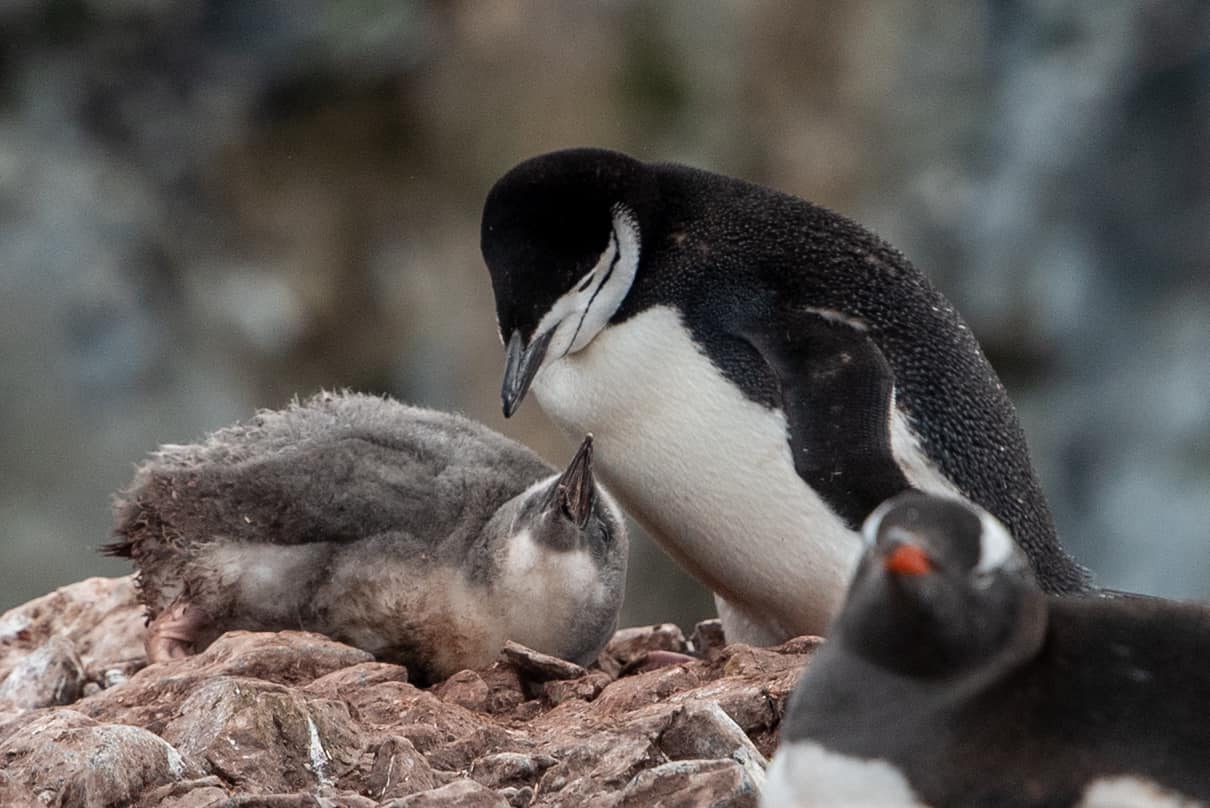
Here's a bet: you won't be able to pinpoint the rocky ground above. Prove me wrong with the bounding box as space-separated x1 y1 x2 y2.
0 578 816 807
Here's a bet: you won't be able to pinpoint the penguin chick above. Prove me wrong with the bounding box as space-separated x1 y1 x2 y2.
763 492 1210 807
481 147 1087 647
105 391 628 684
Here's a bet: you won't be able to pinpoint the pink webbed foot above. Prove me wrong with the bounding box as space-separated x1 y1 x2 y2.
145 599 207 663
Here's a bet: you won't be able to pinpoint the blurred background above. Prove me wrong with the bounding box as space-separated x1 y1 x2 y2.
1 1 1207 628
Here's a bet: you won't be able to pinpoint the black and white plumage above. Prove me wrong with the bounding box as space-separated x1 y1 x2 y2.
763 492 1210 808
105 391 628 683
481 147 1087 645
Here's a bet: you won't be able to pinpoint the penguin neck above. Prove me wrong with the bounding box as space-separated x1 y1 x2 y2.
836 571 1047 683
943 587 1049 700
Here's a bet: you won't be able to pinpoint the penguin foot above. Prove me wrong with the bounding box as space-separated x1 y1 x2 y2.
145 599 206 662
619 650 699 676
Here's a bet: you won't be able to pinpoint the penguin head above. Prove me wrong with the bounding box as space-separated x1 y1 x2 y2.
498 435 626 559
481 148 654 417
834 492 1042 678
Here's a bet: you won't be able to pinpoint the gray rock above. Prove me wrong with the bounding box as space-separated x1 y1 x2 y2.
659 702 768 789
0 634 85 708
382 779 510 807
619 758 759 807
0 577 144 690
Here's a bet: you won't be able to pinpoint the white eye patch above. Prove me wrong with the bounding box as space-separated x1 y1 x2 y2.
974 508 1019 575
861 497 900 546
532 204 641 363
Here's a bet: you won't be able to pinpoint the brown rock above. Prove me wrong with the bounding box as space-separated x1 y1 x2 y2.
468 751 558 789
322 790 381 807
776 635 826 656
382 779 510 807
362 735 439 801
356 685 487 752
425 724 520 773
533 729 663 800
604 623 688 668
304 661 410 694
0 709 195 808
76 630 373 732
592 663 703 715
500 641 587 683
542 669 611 706
159 629 375 686
477 661 528 714
659 702 768 789
435 669 491 712
0 582 823 807
720 642 808 679
140 776 230 807
660 702 765 760
618 758 759 807
690 619 727 659
161 677 363 793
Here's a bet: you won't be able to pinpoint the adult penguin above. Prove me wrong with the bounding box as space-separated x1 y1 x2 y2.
481 148 1088 644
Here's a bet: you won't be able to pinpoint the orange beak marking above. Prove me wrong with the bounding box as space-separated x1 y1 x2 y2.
883 544 934 576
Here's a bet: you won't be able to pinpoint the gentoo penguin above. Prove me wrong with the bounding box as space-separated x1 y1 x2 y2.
105 391 628 684
762 492 1210 808
481 147 1088 645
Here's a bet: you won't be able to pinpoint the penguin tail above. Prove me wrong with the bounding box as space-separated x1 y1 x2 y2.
99 539 133 558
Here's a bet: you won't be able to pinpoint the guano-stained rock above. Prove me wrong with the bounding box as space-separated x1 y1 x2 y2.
162 676 363 793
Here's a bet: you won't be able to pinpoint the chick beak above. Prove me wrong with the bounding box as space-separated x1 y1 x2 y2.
555 435 595 529
502 329 554 418
883 543 934 577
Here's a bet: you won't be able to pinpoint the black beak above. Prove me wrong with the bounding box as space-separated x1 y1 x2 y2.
502 329 554 418
554 435 595 528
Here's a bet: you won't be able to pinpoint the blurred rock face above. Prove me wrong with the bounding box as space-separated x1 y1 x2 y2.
0 1 1207 616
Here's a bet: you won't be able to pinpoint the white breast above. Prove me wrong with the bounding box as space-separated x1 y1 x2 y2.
498 527 612 658
1078 777 1200 808
533 305 958 641
762 742 926 807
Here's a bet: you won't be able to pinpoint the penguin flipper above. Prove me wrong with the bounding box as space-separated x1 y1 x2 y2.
743 309 911 529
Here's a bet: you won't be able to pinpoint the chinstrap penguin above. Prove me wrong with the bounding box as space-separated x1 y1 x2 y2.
481 147 1088 645
762 492 1210 808
105 391 628 684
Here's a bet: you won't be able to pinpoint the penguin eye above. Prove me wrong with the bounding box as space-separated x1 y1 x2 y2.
577 274 595 292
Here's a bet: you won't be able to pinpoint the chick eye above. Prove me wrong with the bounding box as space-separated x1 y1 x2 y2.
577 274 594 292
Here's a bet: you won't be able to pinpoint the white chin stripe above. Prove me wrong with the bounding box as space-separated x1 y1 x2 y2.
533 204 641 363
